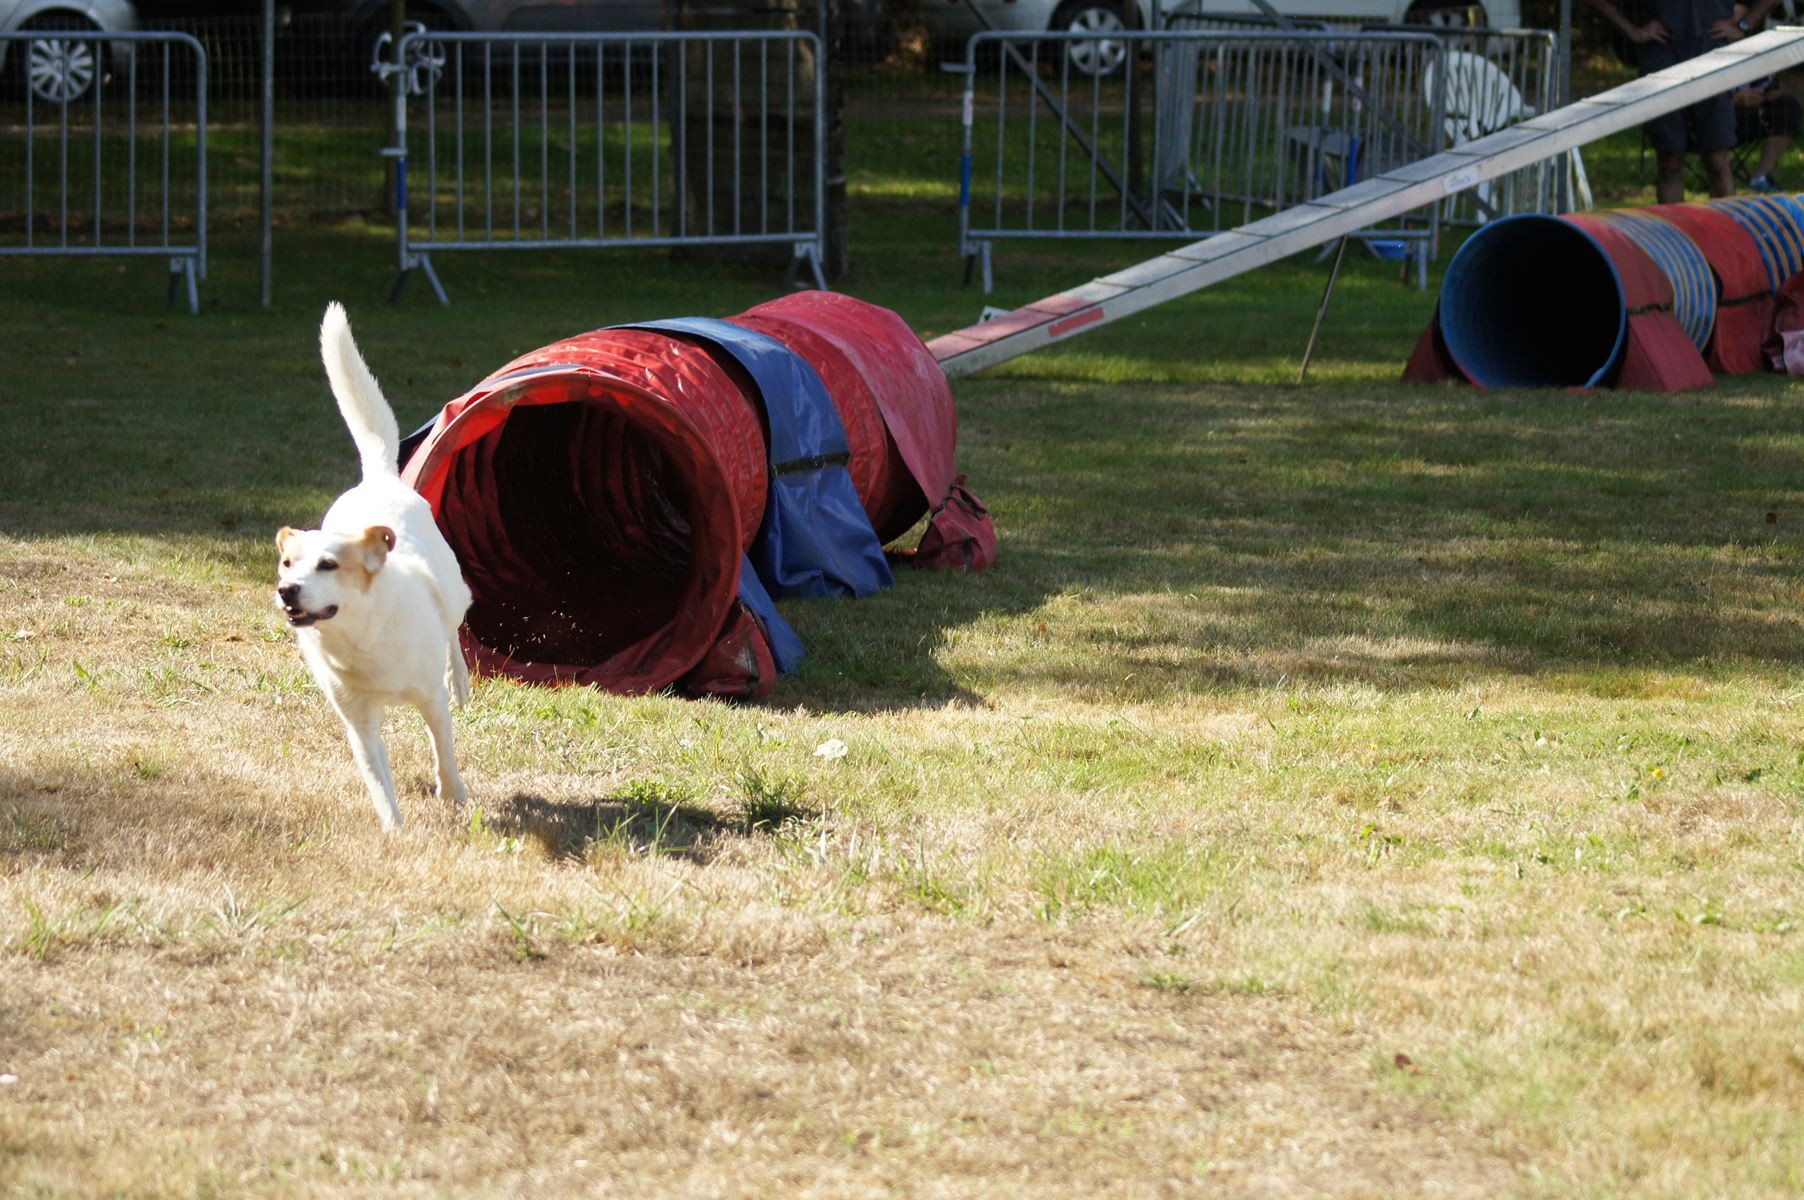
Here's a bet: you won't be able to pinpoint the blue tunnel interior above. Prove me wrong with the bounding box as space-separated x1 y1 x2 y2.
1439 215 1628 389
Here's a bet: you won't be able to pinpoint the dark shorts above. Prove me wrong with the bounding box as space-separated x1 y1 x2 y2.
1641 38 1738 153
1645 93 1738 152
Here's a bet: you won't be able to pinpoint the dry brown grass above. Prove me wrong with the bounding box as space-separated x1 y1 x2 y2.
8 918 1521 1198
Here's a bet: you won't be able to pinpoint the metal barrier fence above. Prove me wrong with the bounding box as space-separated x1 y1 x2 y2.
956 28 1456 291
390 30 827 304
0 31 207 313
1153 12 1570 227
1358 24 1566 227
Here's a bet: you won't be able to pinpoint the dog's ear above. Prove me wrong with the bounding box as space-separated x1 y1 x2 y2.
360 526 397 573
277 527 301 559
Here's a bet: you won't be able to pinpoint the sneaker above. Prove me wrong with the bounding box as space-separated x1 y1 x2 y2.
1749 174 1779 193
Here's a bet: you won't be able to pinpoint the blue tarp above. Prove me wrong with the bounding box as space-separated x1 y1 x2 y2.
733 553 807 673
631 318 893 596
623 318 895 675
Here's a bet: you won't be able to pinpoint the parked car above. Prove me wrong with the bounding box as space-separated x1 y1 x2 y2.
925 0 1525 76
293 1 666 89
0 0 137 102
126 1 677 95
283 0 669 43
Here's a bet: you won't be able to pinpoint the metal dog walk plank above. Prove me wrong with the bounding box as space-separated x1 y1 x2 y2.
1098 256 1203 289
1308 177 1417 210
1168 232 1266 262
1517 101 1617 133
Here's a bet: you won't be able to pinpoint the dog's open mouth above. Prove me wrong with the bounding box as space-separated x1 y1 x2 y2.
285 604 339 627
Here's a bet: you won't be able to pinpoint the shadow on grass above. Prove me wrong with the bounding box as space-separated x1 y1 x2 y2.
0 763 316 871
914 380 1804 695
488 790 820 864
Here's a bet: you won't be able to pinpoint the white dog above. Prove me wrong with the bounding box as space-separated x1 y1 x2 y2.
276 303 473 832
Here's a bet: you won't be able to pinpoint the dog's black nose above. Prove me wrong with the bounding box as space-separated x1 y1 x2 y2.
277 583 301 608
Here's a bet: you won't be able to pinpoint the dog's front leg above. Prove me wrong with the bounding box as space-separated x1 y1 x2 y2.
418 689 471 810
331 692 403 832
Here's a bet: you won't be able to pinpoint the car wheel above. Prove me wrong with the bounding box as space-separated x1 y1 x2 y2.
1053 0 1129 78
22 17 100 104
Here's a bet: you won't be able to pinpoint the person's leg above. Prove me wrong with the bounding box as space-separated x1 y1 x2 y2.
1656 150 1688 203
1647 105 1689 202
1701 147 1735 197
1640 40 1687 201
1758 95 1802 182
1756 134 1786 181
1693 88 1739 193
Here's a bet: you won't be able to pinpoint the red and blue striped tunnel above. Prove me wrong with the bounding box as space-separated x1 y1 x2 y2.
1429 197 1804 391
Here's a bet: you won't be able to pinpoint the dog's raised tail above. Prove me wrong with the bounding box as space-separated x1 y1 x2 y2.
320 302 401 480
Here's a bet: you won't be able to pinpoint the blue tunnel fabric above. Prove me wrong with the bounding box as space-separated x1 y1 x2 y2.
626 318 895 602
1439 214 1628 389
619 318 896 678
734 553 807 674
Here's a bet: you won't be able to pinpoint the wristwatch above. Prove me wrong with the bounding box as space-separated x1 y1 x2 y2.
1737 16 1753 31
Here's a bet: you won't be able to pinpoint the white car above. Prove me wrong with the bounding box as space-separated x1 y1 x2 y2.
0 0 137 102
926 0 1525 76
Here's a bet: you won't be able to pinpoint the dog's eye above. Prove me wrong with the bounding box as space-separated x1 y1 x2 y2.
317 559 339 572
281 559 291 569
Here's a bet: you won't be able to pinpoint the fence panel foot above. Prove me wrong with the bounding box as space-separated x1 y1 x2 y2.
784 243 829 292
390 256 450 306
961 243 993 292
169 258 199 315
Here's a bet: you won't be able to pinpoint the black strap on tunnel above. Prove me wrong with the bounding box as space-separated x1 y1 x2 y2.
771 450 851 477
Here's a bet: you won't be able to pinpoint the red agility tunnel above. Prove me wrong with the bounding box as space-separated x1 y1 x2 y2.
1407 198 1802 390
399 294 994 698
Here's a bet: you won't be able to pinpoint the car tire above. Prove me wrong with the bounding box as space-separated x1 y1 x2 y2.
18 15 102 105
1051 0 1130 78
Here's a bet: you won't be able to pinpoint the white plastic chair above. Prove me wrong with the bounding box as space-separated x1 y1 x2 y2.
1425 50 1583 214
1429 50 1531 144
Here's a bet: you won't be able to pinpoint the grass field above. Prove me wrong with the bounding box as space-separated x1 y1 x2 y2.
3 131 1803 1197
